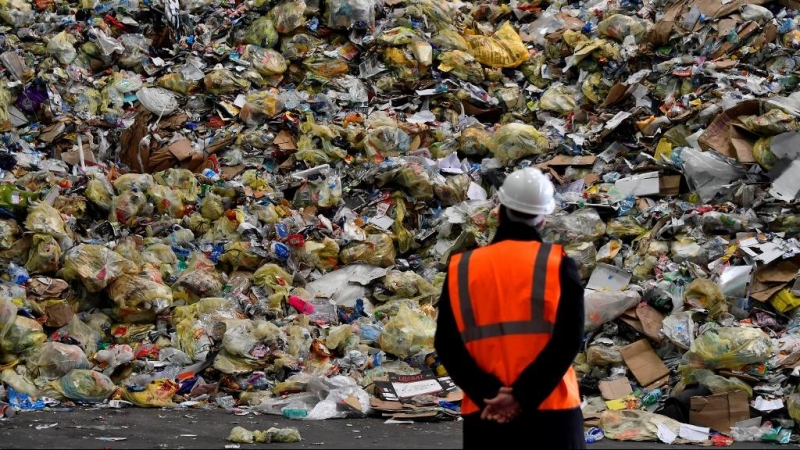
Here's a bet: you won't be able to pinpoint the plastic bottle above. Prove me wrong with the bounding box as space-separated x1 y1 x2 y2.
585 427 604 443
288 295 315 315
282 407 309 419
642 389 663 406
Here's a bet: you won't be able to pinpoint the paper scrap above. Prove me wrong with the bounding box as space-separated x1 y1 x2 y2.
586 264 632 291
438 153 463 174
679 424 710 442
466 182 487 201
656 423 677 444
614 172 660 197
752 396 784 412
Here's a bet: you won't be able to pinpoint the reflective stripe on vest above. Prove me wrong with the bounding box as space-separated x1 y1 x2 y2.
447 240 582 415
455 244 555 343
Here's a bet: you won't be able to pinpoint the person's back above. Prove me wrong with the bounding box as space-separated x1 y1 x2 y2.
434 167 586 449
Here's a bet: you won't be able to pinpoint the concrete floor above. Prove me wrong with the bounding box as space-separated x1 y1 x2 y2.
0 407 793 449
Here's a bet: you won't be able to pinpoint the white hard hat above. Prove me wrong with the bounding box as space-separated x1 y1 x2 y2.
497 167 556 215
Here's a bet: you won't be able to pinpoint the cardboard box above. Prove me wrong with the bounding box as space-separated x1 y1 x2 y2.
619 340 670 389
598 377 633 401
689 391 750 433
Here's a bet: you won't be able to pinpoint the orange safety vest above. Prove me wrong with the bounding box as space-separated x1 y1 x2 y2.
447 240 582 416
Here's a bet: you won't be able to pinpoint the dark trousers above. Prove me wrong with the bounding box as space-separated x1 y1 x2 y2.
463 407 586 449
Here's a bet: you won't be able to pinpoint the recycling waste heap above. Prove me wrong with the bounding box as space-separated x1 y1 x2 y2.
5 0 800 441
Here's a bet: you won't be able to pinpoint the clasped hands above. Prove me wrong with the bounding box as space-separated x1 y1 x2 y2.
480 386 521 424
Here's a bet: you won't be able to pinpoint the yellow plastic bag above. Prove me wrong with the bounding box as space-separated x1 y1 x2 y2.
597 14 651 43
676 369 753 399
378 303 436 358
373 270 438 304
109 190 147 226
154 168 199 203
157 72 201 95
113 173 154 193
681 327 772 370
109 272 173 323
340 233 396 268
465 21 528 69
303 55 349 79
268 0 306 34
434 174 470 206
297 238 339 272
2 315 46 355
243 45 288 78
147 184 185 218
173 254 225 300
487 123 549 166
240 91 285 125
521 53 550 89
437 50 484 84
219 241 266 272
61 244 137 293
459 125 490 156
373 159 434 200
204 69 250 95
85 175 115 211
244 16 279 47
738 109 799 136
392 194 414 254
25 234 61 275
431 28 469 52
25 203 68 238
47 30 77 65
789 393 800 423
753 137 778 171
540 85 577 115
606 216 647 239
121 379 179 408
684 278 728 319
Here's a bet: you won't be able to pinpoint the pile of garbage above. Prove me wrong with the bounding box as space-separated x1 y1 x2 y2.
4 0 800 441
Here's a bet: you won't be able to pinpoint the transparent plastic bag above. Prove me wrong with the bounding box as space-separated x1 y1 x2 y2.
378 303 436 358
109 272 173 322
676 147 746 203
459 125 490 156
25 234 61 275
373 270 438 304
488 123 549 166
243 45 288 78
60 244 138 293
340 233 396 268
586 344 623 367
678 369 753 399
85 175 115 211
240 91 285 126
661 311 695 350
600 409 681 442
540 85 578 115
113 173 155 193
606 216 647 239
541 208 607 244
433 174 470 207
219 241 265 272
684 278 728 319
47 31 77 65
681 327 772 370
437 50 484 84
738 109 799 136
147 184 184 218
173 254 225 300
204 69 250 95
297 238 340 272
269 0 306 34
598 14 651 43
58 316 102 357
28 342 90 381
25 202 68 238
326 0 375 30
365 126 412 159
584 290 641 333
564 242 597 280
109 190 147 225
58 369 115 403
2 315 46 355
244 16 279 47
788 393 800 423
372 158 434 200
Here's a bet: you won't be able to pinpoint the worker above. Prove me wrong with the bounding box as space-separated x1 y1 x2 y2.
434 167 586 449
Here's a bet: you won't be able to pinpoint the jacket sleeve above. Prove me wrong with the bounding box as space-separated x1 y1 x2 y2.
510 256 585 411
434 273 504 409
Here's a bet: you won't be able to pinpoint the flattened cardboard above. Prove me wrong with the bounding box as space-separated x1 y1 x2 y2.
538 155 597 168
598 377 633 400
636 303 665 344
698 100 762 160
619 340 670 389
689 391 750 434
659 175 682 196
